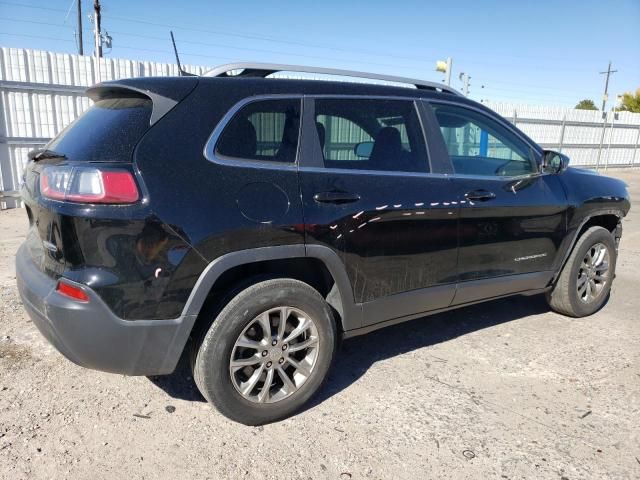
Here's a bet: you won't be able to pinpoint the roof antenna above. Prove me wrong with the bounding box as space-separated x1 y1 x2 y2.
170 31 196 77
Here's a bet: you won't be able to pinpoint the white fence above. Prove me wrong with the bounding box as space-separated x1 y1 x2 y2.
0 47 209 209
485 102 640 169
1 47 640 209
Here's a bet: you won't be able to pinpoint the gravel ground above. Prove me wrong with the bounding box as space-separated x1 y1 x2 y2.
1 170 639 480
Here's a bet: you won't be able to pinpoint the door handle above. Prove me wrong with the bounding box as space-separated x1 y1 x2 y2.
313 191 361 204
464 189 496 201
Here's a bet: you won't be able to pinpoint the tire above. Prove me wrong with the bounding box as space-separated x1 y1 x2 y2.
193 278 337 425
547 226 617 317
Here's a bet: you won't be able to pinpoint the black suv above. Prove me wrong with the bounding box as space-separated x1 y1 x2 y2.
16 63 630 425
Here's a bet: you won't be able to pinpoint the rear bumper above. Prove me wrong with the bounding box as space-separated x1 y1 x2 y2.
15 243 195 376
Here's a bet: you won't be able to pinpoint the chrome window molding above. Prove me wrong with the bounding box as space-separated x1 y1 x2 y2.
204 93 435 175
298 166 451 179
202 93 546 182
450 172 545 181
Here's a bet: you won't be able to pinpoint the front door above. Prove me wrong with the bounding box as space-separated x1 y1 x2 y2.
298 96 459 327
428 101 568 304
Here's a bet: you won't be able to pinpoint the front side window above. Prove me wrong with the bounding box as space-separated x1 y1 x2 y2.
314 98 429 173
432 103 535 177
216 98 301 163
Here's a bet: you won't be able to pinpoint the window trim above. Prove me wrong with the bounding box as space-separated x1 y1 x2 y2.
203 93 544 180
303 94 433 175
425 99 544 180
203 94 303 170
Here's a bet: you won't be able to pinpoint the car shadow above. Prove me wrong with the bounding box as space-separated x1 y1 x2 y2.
148 293 551 407
304 293 550 412
147 352 206 402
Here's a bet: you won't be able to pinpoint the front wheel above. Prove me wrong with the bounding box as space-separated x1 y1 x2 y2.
547 226 617 317
193 278 337 425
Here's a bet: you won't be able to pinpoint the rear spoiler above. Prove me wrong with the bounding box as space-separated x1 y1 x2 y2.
86 77 198 126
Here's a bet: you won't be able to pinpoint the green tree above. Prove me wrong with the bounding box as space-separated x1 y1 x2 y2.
618 89 640 113
575 99 598 110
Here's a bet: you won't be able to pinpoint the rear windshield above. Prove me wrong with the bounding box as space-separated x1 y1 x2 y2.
47 96 152 162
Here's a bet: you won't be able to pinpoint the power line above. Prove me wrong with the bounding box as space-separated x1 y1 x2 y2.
0 15 603 95
106 30 420 71
0 1 436 64
0 1 634 75
0 16 422 72
0 31 231 61
462 58 596 73
0 0 67 12
96 13 607 73
0 5 622 104
476 92 580 104
478 84 596 98
105 14 437 64
0 32 599 106
76 4 635 68
0 31 74 43
0 16 95 33
478 78 597 94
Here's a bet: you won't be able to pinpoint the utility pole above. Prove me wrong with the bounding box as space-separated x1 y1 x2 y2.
459 72 471 96
599 61 617 113
445 57 452 86
444 57 452 86
77 0 83 55
93 0 102 58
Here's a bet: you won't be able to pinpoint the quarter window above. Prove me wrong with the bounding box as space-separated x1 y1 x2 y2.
216 98 301 163
432 104 535 177
314 98 429 173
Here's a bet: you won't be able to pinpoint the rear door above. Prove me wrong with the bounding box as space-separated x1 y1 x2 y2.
298 96 458 328
428 101 568 304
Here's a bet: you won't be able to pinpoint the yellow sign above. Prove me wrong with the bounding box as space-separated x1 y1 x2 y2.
435 60 448 73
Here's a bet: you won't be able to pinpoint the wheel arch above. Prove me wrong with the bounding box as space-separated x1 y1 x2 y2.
551 209 624 284
181 245 361 336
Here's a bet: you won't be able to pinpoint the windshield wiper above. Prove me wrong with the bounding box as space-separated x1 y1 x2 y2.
28 148 68 161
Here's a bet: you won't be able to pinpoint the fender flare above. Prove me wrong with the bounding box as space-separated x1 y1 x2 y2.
179 244 361 332
551 209 624 284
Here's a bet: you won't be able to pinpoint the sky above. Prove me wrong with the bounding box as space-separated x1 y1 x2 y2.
0 0 638 108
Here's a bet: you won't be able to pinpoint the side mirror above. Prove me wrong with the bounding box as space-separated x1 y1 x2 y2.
541 150 570 174
354 141 374 158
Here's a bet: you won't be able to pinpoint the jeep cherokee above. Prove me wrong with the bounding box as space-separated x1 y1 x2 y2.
16 63 630 425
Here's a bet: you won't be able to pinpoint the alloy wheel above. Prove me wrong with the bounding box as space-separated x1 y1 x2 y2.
229 307 320 403
577 242 610 303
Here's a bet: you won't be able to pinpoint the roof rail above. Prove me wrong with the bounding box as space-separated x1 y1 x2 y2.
203 62 461 95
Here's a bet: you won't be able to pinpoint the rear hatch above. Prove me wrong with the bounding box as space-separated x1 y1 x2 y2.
21 77 198 279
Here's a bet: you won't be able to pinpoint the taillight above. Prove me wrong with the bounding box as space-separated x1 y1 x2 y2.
56 280 89 302
40 166 139 204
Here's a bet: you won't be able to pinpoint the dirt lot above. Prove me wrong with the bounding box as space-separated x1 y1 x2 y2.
1 170 639 480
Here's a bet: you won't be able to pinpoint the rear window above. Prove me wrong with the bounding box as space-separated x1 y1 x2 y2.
47 96 152 162
215 98 301 163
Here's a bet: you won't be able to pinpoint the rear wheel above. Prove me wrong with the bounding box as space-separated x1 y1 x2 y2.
547 226 617 317
193 278 337 425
